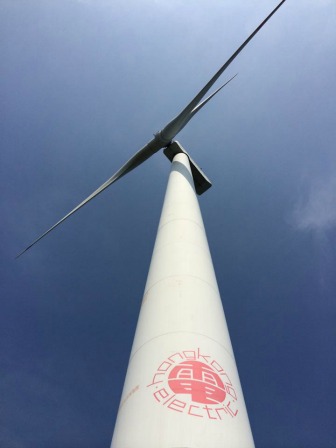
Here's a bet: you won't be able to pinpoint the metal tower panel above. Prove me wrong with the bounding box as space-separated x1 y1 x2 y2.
111 153 254 448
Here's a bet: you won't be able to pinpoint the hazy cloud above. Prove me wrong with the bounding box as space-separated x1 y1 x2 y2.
292 176 336 231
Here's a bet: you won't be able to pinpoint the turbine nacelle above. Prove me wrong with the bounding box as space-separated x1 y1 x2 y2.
164 141 212 195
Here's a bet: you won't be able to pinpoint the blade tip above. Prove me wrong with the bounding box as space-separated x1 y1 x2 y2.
15 245 32 259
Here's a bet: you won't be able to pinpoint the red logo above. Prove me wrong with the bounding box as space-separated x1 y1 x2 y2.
147 349 238 420
168 360 226 404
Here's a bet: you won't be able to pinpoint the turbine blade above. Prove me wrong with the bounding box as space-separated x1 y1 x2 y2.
160 0 287 141
188 74 238 122
17 0 287 258
16 138 163 258
16 174 120 259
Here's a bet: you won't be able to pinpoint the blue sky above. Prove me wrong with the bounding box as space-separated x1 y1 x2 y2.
1 0 336 447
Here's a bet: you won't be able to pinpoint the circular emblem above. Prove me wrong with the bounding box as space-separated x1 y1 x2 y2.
147 348 238 420
168 360 226 404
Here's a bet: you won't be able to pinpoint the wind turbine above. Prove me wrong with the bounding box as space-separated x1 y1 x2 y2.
18 1 287 446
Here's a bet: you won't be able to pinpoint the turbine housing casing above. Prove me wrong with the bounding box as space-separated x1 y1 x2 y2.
164 141 212 195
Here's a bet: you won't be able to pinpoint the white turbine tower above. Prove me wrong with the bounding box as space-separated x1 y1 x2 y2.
18 1 287 446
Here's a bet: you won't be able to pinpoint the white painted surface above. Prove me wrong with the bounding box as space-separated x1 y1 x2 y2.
111 153 254 448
